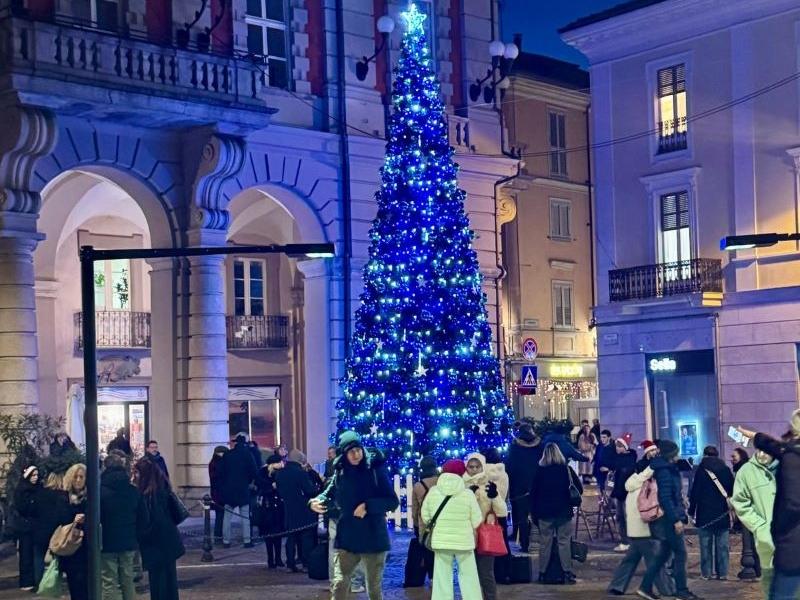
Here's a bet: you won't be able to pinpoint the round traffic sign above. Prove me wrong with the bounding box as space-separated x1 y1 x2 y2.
522 337 538 361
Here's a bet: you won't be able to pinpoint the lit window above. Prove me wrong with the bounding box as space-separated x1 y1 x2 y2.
245 0 289 88
552 281 573 329
549 199 571 239
549 111 567 177
234 258 266 316
93 259 130 310
657 65 687 153
659 191 692 281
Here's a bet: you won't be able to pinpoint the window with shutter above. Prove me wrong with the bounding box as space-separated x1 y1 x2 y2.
549 111 567 176
549 199 571 239
553 281 574 329
659 191 691 268
656 64 688 153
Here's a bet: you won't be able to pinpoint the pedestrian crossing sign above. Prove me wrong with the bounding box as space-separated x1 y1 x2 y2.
520 365 537 391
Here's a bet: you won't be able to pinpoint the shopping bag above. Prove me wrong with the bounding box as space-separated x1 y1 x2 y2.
476 512 508 557
36 558 64 598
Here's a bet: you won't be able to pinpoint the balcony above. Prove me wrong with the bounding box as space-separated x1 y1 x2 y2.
609 258 722 302
0 13 275 122
74 311 151 350
657 117 688 154
226 315 289 350
447 114 473 153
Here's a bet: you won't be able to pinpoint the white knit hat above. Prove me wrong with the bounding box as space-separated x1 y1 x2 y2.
23 466 37 480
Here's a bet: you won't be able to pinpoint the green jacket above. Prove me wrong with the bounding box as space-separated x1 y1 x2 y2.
731 455 777 567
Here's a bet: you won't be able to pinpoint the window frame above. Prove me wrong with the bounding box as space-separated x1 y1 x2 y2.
646 53 693 162
549 198 572 240
548 110 568 177
233 257 267 317
415 0 437 71
93 259 131 311
552 280 574 330
244 0 291 89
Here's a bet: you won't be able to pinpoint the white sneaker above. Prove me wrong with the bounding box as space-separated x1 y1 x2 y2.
350 584 366 593
614 544 630 552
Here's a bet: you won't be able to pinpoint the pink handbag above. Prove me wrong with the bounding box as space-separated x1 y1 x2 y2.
476 512 508 557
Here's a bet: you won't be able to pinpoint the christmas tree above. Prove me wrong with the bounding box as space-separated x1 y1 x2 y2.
338 3 513 473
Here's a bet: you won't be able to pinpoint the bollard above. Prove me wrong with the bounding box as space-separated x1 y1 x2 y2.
738 529 758 579
202 494 214 563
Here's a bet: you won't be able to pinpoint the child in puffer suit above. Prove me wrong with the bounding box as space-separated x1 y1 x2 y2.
421 459 483 600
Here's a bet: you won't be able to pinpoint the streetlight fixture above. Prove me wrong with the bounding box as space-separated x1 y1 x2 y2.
469 40 519 104
720 232 800 251
355 15 395 81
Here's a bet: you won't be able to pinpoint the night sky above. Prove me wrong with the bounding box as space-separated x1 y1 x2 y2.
500 0 625 66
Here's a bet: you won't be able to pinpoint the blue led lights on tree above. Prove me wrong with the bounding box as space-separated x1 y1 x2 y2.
338 3 513 473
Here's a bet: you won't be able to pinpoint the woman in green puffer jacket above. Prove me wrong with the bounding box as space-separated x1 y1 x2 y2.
731 450 778 597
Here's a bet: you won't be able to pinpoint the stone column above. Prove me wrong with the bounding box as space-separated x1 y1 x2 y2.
146 257 178 481
176 227 230 496
0 235 43 415
297 258 332 464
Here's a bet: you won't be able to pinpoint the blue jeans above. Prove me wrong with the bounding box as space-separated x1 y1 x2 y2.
770 571 800 600
641 518 688 595
698 528 729 578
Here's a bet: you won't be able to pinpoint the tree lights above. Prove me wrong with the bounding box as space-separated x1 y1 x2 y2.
337 3 512 473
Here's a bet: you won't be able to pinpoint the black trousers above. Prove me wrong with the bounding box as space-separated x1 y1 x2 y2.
63 560 89 600
213 507 224 539
265 536 284 567
148 561 179 600
286 528 315 570
18 534 35 589
510 498 531 552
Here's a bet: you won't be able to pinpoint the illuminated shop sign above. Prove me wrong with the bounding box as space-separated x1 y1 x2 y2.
649 357 677 372
550 363 584 378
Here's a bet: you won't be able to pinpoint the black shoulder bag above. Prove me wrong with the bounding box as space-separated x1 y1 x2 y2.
421 495 452 551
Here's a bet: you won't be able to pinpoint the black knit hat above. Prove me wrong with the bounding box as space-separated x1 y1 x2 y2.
656 439 679 461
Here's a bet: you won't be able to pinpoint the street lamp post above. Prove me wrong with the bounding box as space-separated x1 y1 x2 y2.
80 242 334 600
720 232 800 251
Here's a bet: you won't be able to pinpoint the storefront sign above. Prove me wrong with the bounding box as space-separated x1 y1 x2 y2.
649 357 677 372
549 363 584 379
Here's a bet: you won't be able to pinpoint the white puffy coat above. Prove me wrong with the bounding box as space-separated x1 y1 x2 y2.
421 472 482 552
485 462 510 502
625 466 654 539
463 453 508 519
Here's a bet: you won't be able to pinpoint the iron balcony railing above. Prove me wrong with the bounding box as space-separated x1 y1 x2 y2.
226 315 289 349
657 117 688 153
609 258 722 302
74 311 151 350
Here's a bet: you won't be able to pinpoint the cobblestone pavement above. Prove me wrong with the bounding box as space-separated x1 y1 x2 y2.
0 522 765 600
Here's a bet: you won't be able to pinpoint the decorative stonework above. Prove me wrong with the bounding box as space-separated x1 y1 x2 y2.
497 191 517 226
191 133 246 225
97 355 142 383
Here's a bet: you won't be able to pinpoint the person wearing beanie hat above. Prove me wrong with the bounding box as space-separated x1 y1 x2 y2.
275 448 318 571
407 457 440 587
14 466 40 590
208 446 229 543
310 433 399 598
611 434 638 552
637 439 698 600
737 417 800 598
256 453 286 568
505 423 543 553
421 456 483 600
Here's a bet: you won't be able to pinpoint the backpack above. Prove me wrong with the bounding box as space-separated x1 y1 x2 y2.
637 477 664 523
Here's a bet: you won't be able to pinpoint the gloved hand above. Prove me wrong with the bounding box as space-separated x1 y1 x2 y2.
469 485 480 493
486 481 498 499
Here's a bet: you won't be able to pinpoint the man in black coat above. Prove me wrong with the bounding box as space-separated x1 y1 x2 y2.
689 446 734 580
594 429 616 494
610 434 637 551
100 452 150 599
145 440 170 481
221 434 258 548
107 428 132 456
504 423 542 553
311 431 399 600
275 449 318 572
739 411 800 600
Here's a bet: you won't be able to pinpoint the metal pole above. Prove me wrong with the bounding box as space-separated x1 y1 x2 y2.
80 245 102 600
201 494 214 562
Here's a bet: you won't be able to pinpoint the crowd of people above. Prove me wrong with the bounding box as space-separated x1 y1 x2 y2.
7 408 800 600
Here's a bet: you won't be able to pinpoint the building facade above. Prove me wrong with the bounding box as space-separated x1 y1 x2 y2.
0 0 516 494
562 0 800 458
500 52 598 425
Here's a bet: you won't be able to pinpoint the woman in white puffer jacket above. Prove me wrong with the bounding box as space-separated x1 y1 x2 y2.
421 459 483 600
464 453 508 600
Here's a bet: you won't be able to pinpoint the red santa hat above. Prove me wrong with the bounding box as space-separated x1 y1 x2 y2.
640 439 658 455
615 433 633 450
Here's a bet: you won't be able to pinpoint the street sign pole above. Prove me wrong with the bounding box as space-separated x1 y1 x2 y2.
79 242 334 600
